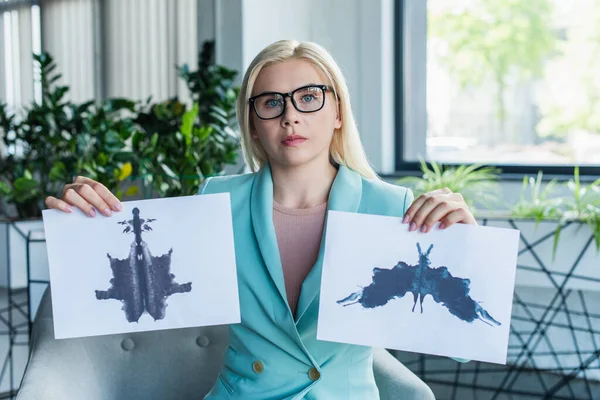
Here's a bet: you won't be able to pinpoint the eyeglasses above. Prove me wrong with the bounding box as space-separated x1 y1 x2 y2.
249 84 330 120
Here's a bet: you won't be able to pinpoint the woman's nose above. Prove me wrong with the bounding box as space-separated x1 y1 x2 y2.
281 97 300 125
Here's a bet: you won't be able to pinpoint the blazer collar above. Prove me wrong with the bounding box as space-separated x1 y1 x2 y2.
250 163 363 322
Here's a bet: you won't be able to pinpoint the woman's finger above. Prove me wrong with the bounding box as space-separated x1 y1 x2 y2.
71 183 114 217
73 176 122 212
44 196 73 213
407 194 452 231
403 188 452 223
439 208 477 230
403 195 430 225
62 187 96 217
420 201 462 233
61 187 99 217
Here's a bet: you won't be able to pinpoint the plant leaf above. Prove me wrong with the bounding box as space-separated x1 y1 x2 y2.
117 162 133 181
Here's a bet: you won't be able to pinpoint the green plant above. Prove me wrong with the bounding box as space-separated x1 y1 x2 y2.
0 170 41 218
510 171 564 224
1 53 76 217
0 53 137 219
558 166 600 252
69 98 139 199
177 41 239 130
133 40 240 198
0 103 35 217
510 170 564 259
396 159 502 211
563 166 600 217
511 166 600 258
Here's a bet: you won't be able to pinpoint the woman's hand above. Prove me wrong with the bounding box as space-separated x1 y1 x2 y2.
44 176 122 217
402 188 477 233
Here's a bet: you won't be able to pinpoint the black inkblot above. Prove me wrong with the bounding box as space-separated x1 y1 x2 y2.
337 242 501 326
95 207 192 322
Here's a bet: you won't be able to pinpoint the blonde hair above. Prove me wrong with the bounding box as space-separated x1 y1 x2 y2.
236 39 377 180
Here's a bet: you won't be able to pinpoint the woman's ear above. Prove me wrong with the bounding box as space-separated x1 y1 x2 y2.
334 106 342 129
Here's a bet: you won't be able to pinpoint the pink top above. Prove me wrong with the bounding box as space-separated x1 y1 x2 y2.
273 200 328 316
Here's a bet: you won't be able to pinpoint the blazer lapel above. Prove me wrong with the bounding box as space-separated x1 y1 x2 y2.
250 163 290 308
294 165 362 323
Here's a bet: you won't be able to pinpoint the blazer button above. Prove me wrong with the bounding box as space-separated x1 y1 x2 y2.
252 360 264 374
196 336 210 347
121 338 135 351
308 367 320 381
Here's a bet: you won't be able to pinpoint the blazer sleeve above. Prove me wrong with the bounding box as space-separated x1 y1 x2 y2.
402 188 415 215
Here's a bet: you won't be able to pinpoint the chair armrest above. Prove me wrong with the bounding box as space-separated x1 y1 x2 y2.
16 290 105 400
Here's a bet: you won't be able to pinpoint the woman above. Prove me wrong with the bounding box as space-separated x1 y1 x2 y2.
45 40 475 399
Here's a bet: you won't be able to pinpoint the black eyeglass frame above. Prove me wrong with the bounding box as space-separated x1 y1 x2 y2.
248 84 330 120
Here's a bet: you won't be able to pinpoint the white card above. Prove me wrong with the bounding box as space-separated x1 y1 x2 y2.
317 211 519 364
42 194 240 339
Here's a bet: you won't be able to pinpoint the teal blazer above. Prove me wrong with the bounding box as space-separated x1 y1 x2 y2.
200 163 414 399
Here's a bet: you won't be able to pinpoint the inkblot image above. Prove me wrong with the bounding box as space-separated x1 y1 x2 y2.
337 242 500 326
95 207 192 322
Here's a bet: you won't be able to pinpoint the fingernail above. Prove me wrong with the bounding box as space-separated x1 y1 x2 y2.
409 222 417 232
104 208 112 217
88 208 96 218
439 222 445 230
421 224 428 233
402 215 409 224
64 205 73 213
113 202 123 212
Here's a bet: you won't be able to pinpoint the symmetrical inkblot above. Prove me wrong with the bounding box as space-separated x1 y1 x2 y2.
337 242 500 326
95 207 192 322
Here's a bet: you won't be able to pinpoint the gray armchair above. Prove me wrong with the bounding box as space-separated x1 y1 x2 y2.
16 288 435 400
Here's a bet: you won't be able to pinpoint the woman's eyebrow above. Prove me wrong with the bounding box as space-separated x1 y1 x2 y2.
253 83 321 97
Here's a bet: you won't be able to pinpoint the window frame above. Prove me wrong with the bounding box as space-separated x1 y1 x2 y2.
393 0 600 180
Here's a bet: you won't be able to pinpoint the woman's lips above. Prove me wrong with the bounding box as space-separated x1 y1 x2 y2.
281 135 307 146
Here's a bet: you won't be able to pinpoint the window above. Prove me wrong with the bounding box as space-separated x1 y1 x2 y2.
1 2 41 111
397 0 600 174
